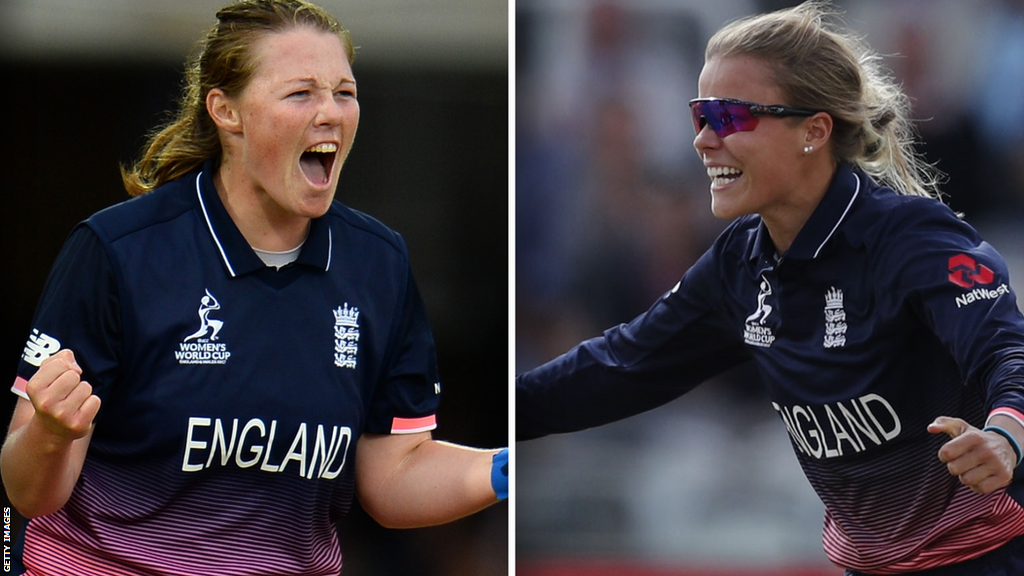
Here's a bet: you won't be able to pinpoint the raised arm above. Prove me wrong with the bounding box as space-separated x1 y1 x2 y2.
1 350 99 518
355 431 506 529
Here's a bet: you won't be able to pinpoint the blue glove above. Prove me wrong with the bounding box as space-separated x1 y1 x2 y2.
491 447 508 501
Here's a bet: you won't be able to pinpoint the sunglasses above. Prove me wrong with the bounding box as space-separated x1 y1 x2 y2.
689 97 818 138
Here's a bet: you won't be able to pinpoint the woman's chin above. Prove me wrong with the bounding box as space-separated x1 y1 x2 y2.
710 197 742 220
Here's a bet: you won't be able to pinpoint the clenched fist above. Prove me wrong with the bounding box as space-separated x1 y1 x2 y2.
928 416 1016 495
26 349 101 441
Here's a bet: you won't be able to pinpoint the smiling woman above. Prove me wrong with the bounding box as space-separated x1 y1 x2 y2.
517 2 1024 575
1 1 507 575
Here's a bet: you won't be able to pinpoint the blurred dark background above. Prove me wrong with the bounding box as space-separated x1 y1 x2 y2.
0 1 508 575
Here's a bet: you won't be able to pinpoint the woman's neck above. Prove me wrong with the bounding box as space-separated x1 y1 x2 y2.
213 165 311 252
763 161 837 254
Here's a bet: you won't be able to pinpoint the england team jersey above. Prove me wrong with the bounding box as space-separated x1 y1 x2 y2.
517 163 1024 573
11 160 441 575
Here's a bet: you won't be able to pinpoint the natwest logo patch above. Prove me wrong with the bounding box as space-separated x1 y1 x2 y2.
948 254 994 288
946 253 1009 309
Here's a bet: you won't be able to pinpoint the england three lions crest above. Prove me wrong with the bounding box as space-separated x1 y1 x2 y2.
823 286 847 349
334 303 360 369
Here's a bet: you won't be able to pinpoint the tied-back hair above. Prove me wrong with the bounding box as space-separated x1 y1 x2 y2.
706 0 944 201
121 0 355 197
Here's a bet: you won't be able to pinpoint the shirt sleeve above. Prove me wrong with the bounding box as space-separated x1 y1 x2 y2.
13 225 122 409
516 243 751 441
364 266 442 435
879 202 1024 424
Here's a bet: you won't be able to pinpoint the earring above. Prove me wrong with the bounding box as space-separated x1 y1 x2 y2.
803 145 814 153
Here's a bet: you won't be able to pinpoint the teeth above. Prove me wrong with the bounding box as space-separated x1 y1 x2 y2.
707 166 742 179
305 143 338 153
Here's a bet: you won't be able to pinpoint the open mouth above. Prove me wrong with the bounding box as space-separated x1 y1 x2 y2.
299 142 339 186
707 165 742 186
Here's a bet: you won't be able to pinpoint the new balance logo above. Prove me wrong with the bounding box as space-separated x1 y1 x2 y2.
22 329 61 367
948 254 994 288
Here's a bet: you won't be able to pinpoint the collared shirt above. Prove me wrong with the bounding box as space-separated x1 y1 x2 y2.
517 164 1024 572
12 160 441 575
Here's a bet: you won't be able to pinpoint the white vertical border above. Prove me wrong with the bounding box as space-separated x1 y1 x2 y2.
507 1 517 575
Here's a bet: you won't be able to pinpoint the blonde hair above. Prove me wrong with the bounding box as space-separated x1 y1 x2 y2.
706 0 943 200
121 0 355 196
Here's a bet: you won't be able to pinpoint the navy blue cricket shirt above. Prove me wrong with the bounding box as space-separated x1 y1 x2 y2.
517 163 1024 572
13 160 441 575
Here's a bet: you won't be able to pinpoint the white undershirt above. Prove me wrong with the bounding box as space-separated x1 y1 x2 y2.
252 242 304 269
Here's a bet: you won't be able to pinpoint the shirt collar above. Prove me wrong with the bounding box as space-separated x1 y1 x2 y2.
750 163 861 262
195 159 333 277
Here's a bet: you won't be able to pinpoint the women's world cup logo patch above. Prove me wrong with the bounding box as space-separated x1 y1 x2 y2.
334 303 360 369
744 275 776 347
176 289 232 365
